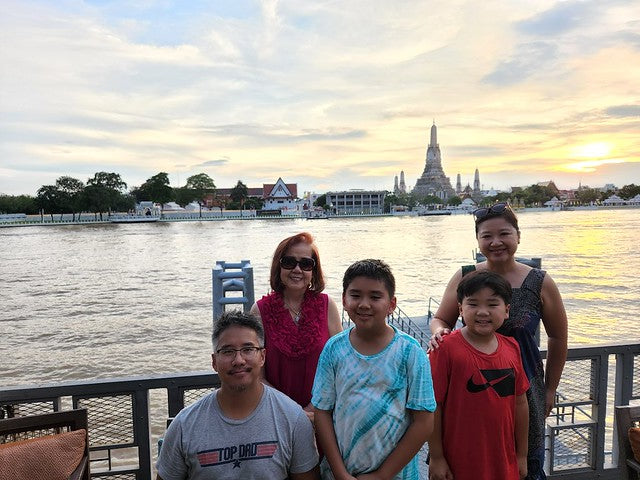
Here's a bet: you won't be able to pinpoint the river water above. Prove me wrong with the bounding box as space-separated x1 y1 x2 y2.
1 209 639 387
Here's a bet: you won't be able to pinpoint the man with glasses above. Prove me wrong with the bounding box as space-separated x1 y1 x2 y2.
157 311 320 480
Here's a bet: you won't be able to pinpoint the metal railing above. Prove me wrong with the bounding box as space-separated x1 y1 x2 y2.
211 260 255 320
2 343 638 479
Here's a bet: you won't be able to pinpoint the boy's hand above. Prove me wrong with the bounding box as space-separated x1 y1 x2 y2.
355 473 381 480
428 456 453 480
517 454 528 479
303 403 315 424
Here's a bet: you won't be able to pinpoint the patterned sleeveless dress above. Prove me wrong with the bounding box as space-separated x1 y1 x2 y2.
462 266 547 480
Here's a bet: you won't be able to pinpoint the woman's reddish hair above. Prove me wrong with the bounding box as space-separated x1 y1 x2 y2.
270 232 325 293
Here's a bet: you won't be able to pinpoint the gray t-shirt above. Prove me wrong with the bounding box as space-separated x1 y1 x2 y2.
157 385 318 480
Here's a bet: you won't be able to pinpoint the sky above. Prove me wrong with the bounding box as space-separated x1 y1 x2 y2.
1 0 639 196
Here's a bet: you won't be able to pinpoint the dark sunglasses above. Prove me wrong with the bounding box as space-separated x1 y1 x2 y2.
473 202 511 221
280 256 316 271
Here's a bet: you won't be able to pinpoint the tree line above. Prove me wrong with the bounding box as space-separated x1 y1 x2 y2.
2 174 639 217
0 171 263 219
378 183 640 213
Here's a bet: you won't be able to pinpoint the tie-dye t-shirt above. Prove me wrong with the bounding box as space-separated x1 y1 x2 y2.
312 326 436 479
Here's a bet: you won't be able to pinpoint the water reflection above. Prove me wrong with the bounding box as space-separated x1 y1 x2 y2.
1 209 639 386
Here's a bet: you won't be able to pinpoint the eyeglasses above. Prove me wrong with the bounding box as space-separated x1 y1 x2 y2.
216 346 264 359
473 203 511 221
280 256 315 271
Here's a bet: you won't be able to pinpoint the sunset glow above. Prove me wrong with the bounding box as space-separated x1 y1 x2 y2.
570 143 613 159
1 1 639 195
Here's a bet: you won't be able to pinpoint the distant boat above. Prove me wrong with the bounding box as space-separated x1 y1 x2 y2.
110 215 159 224
417 210 451 216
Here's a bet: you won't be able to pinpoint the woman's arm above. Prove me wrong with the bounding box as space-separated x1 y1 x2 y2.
540 273 568 417
428 269 463 350
327 296 343 337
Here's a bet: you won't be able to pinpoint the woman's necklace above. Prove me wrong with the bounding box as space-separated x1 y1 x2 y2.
285 301 302 324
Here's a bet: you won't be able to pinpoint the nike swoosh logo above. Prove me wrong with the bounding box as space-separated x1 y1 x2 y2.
466 374 511 392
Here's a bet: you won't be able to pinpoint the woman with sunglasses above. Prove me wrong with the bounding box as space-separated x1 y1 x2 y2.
428 203 567 480
250 232 342 422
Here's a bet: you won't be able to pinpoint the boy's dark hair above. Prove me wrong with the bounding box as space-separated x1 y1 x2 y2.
342 259 395 298
212 310 264 350
456 270 512 304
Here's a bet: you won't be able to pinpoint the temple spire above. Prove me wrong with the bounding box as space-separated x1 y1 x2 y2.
413 121 455 200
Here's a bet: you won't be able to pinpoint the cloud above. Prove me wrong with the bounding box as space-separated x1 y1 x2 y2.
482 42 559 86
1 1 639 195
605 105 640 118
516 1 595 36
197 159 230 167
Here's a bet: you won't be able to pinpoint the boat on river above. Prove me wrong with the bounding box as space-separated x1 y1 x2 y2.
417 209 451 216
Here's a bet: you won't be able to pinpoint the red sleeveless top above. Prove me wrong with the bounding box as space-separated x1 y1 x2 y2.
257 290 329 407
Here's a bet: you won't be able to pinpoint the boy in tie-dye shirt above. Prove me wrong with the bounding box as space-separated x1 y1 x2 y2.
312 259 436 479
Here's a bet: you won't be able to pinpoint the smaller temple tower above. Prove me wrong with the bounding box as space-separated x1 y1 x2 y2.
394 175 400 194
399 171 406 194
456 174 462 194
472 168 483 203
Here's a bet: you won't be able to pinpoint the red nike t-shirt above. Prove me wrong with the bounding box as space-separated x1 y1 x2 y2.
429 330 529 480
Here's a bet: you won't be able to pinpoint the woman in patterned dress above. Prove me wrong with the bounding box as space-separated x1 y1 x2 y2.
428 203 567 480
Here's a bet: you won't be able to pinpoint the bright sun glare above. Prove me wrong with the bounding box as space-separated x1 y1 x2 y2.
570 142 612 158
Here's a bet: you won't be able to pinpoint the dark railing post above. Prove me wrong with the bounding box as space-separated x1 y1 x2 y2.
133 388 152 480
594 352 610 471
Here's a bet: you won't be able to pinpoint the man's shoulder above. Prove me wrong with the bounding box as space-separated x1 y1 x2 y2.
171 390 217 425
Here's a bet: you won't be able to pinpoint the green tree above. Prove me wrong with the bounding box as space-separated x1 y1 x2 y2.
576 188 601 205
85 172 128 219
0 195 38 214
140 172 174 214
446 196 462 206
173 187 193 208
383 193 398 213
185 173 216 217
230 180 249 214
484 191 511 204
314 194 327 209
418 194 443 205
619 183 640 200
397 192 417 209
244 197 264 210
130 185 151 203
55 176 85 221
36 185 63 221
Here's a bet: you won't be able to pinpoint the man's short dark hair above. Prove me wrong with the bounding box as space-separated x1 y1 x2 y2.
456 270 512 304
212 310 264 350
342 259 395 298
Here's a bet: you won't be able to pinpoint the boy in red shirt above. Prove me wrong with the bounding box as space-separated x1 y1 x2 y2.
429 270 529 480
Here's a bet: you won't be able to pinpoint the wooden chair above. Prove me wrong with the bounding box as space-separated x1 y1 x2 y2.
616 404 640 480
0 408 90 480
